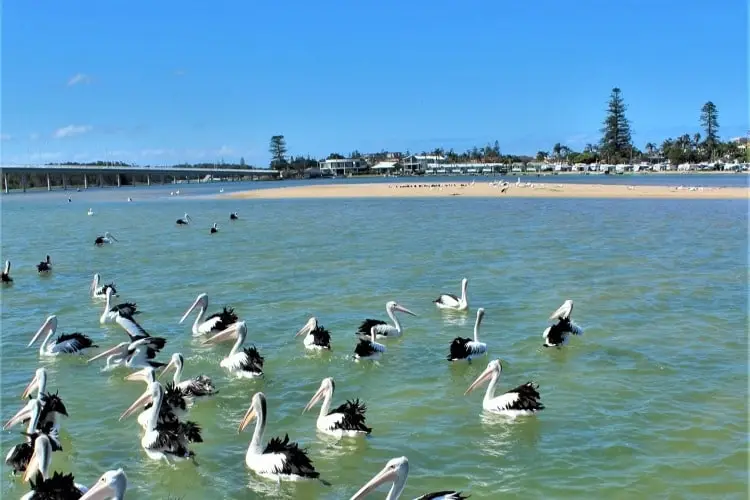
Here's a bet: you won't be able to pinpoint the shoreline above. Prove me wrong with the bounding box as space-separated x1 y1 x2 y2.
223 181 749 200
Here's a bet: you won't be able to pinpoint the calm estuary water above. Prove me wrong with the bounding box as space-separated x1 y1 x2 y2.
0 189 747 499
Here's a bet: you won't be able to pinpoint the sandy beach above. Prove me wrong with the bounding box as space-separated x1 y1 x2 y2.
224 181 749 200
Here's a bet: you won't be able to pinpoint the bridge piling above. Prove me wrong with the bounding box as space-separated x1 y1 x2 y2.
3 173 8 194
117 174 121 187
46 173 51 191
62 174 68 190
21 174 27 193
84 175 88 189
98 174 103 187
147 174 151 186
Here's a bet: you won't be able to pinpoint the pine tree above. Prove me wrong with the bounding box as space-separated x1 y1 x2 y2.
700 101 719 160
599 87 633 163
268 135 287 168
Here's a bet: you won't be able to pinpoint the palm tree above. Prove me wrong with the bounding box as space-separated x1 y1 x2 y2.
552 143 562 161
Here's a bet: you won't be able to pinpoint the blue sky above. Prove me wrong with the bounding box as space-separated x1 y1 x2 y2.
1 0 747 166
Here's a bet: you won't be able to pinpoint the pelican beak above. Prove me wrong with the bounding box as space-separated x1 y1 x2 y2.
87 343 127 363
203 321 243 345
394 304 417 316
179 294 206 324
158 359 176 379
3 404 31 430
78 479 115 500
124 368 151 383
238 406 257 433
22 446 40 483
28 316 55 348
302 385 327 414
90 274 99 295
350 466 398 500
295 318 316 338
111 234 119 242
465 365 495 395
21 372 40 399
119 388 152 421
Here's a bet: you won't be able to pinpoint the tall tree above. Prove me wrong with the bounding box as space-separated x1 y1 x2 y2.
700 101 719 160
268 135 287 168
599 87 633 162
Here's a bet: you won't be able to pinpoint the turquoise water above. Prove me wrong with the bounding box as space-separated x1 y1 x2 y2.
0 192 747 499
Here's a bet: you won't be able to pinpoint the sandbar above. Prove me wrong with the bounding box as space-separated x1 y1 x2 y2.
224 182 749 200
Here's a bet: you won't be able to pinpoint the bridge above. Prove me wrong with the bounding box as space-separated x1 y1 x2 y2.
0 164 280 192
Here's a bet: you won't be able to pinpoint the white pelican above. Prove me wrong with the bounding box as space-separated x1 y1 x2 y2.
447 307 487 362
356 301 417 339
78 468 129 500
100 287 139 324
302 377 372 437
124 368 190 427
433 278 469 311
5 400 62 476
20 434 89 498
4 368 68 432
36 255 52 274
230 212 239 220
119 381 202 462
159 353 218 400
464 359 545 416
179 292 238 336
87 208 94 216
28 315 98 356
202 321 264 378
210 223 218 234
2 260 13 283
351 456 468 500
353 326 386 361
176 213 192 225
90 273 118 300
294 317 332 350
238 392 322 482
543 299 583 347
87 338 167 371
94 232 119 246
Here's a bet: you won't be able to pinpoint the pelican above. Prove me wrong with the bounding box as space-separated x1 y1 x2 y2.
78 468 129 500
353 326 386 361
238 392 321 482
176 213 192 225
124 368 190 427
20 435 89 498
88 208 94 216
28 315 97 356
543 299 583 347
433 278 469 311
36 255 52 274
210 223 218 234
230 212 239 220
202 321 264 378
2 260 13 283
302 377 371 437
100 287 139 324
87 338 166 370
119 381 202 462
356 301 417 339
464 359 544 416
5 400 62 475
159 353 218 400
294 317 332 350
90 273 117 300
351 456 468 500
111 309 165 346
4 368 68 432
179 292 238 336
94 232 119 246
447 307 487 362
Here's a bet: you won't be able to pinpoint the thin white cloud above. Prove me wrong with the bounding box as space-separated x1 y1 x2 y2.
215 145 234 156
67 73 91 86
0 133 11 141
140 148 176 157
52 124 93 139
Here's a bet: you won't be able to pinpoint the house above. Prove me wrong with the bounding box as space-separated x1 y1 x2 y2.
318 158 366 176
401 155 446 173
370 161 399 174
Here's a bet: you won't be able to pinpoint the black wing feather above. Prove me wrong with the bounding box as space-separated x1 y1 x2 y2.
329 399 372 434
447 337 471 360
356 319 386 336
263 434 319 478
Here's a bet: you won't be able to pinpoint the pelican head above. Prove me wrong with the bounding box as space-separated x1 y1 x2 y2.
179 293 209 324
202 320 245 345
465 359 502 395
350 456 410 500
22 367 47 399
119 380 162 421
303 377 334 414
184 213 192 222
4 398 42 431
28 316 57 348
212 223 218 229
79 468 128 500
294 317 318 338
158 353 184 379
238 391 266 433
3 260 10 275
124 367 157 384
549 299 573 321
90 273 101 294
86 341 129 364
104 232 119 242
386 301 417 317
22 433 53 483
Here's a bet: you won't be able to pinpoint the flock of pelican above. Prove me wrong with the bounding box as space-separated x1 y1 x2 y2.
1 225 585 499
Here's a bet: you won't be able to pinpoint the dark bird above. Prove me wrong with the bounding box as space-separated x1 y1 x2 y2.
36 255 51 274
229 212 239 220
210 223 218 234
2 260 13 284
176 213 192 225
542 299 583 347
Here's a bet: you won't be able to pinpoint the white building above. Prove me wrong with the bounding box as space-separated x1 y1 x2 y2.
401 155 446 173
318 158 366 176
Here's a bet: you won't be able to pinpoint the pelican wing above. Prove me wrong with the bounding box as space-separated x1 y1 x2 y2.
54 333 97 353
328 399 371 433
434 293 460 306
447 337 472 360
114 314 149 342
356 319 386 336
491 382 544 412
416 491 470 500
263 434 319 478
310 326 331 347
28 471 81 498
180 375 217 397
549 300 573 321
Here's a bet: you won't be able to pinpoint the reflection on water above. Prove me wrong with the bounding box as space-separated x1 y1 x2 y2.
478 412 542 456
438 309 470 327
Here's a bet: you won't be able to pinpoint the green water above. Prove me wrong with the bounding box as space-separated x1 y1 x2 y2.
1 192 747 499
